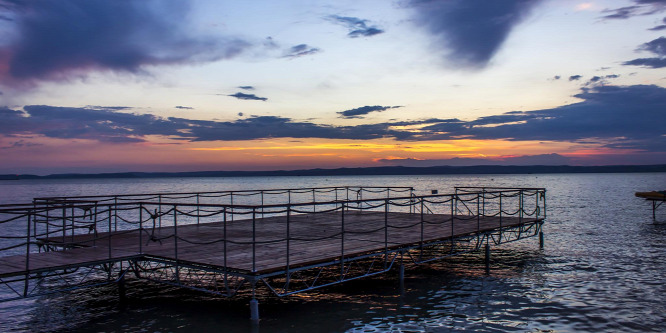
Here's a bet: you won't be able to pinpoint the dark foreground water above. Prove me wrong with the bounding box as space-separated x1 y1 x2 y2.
0 173 665 332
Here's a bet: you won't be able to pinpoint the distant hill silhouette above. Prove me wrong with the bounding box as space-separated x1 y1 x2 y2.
2 164 665 180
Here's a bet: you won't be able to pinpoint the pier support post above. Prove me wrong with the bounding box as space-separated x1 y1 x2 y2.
250 298 259 322
539 231 544 249
250 278 260 322
399 262 405 295
118 274 126 303
484 243 490 274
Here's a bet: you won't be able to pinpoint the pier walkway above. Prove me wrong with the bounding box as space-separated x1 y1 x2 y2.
0 186 545 319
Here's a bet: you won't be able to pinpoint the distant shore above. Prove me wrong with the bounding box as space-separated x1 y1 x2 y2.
2 164 665 180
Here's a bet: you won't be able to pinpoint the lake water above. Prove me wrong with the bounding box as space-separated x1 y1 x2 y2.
0 173 665 332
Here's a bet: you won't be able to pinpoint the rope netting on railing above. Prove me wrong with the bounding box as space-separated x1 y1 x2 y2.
0 186 545 276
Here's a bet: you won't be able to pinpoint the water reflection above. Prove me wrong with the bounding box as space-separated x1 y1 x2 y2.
0 173 665 332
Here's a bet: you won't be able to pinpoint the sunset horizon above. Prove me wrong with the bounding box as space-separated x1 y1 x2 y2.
1 0 665 175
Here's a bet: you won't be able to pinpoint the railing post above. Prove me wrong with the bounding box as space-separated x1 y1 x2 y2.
70 206 74 242
114 197 118 232
196 194 200 225
286 205 291 289
158 195 162 228
450 194 455 240
45 204 50 243
420 199 424 258
224 207 228 293
482 188 486 217
230 193 234 222
93 203 98 246
139 203 143 254
62 206 66 244
499 193 503 227
477 192 481 232
346 187 349 211
384 199 389 269
252 208 256 273
24 211 31 297
312 189 316 213
519 190 524 223
174 206 179 282
108 204 112 260
340 202 345 279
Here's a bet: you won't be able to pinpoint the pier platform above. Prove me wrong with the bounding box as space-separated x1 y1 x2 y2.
0 186 546 319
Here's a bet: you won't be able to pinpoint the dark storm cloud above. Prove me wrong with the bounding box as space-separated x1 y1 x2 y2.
0 0 250 86
0 105 183 143
175 106 194 110
2 85 664 153
409 0 543 68
283 44 320 58
418 85 666 152
184 116 402 141
569 75 583 81
337 105 403 118
623 37 666 68
327 15 385 38
227 92 268 101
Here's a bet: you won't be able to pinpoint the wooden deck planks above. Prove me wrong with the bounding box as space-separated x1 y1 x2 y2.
0 211 541 277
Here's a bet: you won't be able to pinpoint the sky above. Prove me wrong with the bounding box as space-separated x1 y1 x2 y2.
0 0 665 175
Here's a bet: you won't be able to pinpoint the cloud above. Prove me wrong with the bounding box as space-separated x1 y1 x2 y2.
337 105 403 118
623 37 666 68
409 0 543 68
327 15 385 38
175 106 194 110
238 86 255 90
0 139 42 150
283 44 320 58
569 75 583 81
0 0 250 87
601 5 643 19
601 0 666 20
3 85 664 153
552 75 561 80
376 153 573 167
623 57 666 67
227 92 268 101
0 105 181 143
418 85 666 152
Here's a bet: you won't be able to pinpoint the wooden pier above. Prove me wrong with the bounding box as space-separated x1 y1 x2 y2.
0 186 546 320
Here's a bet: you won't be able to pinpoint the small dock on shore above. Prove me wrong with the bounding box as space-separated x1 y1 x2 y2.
0 186 546 320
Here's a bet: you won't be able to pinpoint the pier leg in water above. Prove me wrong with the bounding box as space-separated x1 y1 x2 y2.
250 279 260 322
399 262 405 296
484 243 491 274
117 274 126 303
539 231 544 249
250 298 259 322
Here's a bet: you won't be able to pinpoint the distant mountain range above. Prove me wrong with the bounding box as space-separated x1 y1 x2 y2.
1 164 665 180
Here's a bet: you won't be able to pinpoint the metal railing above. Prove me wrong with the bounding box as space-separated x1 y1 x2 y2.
0 186 545 300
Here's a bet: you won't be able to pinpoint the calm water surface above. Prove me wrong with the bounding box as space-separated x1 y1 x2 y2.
0 173 665 332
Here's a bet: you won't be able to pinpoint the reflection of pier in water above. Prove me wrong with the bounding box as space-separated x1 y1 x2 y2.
0 186 546 320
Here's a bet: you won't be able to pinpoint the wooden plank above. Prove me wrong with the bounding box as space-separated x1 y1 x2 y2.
0 211 542 277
